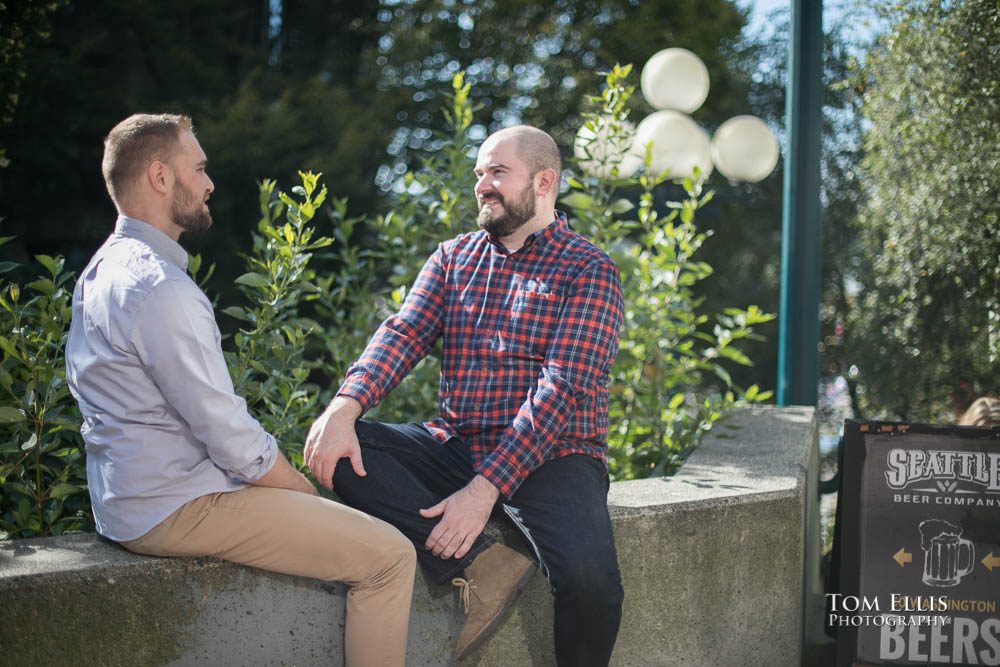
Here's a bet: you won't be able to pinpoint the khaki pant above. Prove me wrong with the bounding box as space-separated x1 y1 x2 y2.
122 486 416 667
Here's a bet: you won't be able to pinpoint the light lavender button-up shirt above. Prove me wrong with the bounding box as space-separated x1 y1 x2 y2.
66 216 278 541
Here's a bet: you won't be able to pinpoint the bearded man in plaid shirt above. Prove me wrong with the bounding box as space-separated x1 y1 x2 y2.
306 125 624 665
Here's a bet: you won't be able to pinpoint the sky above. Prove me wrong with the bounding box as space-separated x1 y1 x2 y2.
741 0 886 42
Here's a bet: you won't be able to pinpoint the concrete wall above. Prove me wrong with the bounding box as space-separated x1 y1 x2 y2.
0 405 817 667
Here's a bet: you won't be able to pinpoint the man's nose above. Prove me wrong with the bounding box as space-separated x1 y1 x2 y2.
474 175 491 196
206 176 215 194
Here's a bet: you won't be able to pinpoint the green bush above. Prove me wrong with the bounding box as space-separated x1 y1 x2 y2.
0 69 774 538
564 65 774 478
220 174 332 467
0 245 89 538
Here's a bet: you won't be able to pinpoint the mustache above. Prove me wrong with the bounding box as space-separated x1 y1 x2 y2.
477 192 504 205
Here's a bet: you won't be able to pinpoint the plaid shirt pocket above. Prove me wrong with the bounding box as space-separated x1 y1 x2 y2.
509 289 563 355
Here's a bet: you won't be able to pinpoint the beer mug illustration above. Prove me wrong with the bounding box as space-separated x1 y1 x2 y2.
918 519 975 587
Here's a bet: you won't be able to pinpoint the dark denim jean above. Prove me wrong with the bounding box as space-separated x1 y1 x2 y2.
332 419 624 667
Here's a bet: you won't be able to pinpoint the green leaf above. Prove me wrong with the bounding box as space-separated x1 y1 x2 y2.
0 261 20 273
0 406 26 423
221 306 250 321
0 336 21 359
609 198 635 214
713 365 733 387
234 272 271 289
49 483 80 499
718 347 752 366
560 192 595 211
26 278 54 295
35 254 61 276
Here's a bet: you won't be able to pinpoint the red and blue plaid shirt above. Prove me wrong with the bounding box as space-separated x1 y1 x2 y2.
338 213 624 497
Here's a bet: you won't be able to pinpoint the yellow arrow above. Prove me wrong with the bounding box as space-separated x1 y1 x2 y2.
982 553 1000 572
894 548 913 567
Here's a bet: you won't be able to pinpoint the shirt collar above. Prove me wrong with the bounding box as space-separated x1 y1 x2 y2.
488 211 570 255
114 216 189 271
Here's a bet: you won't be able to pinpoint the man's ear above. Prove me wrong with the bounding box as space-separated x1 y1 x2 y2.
146 160 173 196
534 167 558 198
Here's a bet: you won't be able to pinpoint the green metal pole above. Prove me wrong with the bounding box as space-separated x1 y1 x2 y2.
777 0 823 406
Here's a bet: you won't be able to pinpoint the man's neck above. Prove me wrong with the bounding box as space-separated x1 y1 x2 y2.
496 207 556 253
119 204 183 241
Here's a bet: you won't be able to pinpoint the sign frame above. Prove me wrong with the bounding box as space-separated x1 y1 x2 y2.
835 419 1000 666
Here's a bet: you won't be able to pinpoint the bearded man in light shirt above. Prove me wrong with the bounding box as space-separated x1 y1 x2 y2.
66 113 416 667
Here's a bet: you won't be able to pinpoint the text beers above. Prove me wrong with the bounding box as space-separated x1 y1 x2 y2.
880 617 1000 666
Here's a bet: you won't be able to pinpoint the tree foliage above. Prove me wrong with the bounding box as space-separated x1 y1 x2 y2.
849 0 1000 420
0 0 773 321
0 0 63 167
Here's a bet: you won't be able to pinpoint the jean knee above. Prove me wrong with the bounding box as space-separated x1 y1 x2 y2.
333 457 364 492
554 560 623 608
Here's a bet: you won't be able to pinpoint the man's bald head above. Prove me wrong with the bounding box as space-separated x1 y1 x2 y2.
482 125 562 178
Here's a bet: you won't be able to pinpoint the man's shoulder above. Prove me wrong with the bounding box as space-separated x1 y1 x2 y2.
559 228 618 272
93 236 190 294
442 229 488 251
82 237 199 325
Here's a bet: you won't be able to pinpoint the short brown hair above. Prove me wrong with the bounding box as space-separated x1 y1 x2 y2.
102 113 193 207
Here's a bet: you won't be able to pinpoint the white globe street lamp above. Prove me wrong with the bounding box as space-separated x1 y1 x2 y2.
710 115 780 183
640 48 710 114
633 110 713 180
577 48 779 186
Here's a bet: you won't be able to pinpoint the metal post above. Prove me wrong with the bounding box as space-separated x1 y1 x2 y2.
777 0 823 406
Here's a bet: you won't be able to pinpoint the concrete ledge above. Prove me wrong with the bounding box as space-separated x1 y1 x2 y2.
0 405 817 666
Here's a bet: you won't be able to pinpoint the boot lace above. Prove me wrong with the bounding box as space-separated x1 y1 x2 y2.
451 577 477 613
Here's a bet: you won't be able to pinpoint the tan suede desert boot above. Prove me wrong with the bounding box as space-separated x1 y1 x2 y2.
451 543 537 660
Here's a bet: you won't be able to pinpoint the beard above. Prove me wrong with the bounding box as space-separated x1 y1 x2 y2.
170 180 213 234
476 181 536 237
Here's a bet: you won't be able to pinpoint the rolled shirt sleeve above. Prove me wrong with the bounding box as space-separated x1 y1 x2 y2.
132 278 278 482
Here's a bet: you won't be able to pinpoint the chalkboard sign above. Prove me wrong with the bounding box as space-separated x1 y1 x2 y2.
836 420 1000 666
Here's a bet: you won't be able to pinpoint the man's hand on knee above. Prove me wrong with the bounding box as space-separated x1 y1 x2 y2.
419 475 500 560
305 396 366 490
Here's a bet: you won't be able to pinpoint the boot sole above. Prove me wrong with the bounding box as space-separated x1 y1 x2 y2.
454 561 538 661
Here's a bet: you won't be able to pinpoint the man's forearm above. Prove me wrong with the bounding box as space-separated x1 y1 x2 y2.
325 394 364 423
468 474 501 504
251 451 317 495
